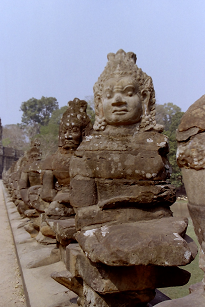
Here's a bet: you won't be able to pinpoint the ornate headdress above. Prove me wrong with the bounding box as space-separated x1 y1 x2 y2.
59 98 92 147
27 138 42 160
93 49 156 131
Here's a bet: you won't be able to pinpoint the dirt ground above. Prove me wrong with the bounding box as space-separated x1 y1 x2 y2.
0 181 26 307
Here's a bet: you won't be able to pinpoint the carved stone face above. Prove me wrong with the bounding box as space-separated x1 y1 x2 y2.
102 76 142 125
61 122 82 149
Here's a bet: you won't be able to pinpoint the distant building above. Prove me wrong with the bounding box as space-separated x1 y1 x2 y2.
0 118 23 179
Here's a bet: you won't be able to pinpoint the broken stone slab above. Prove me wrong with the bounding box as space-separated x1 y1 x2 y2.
176 127 200 142
181 168 205 206
51 270 83 298
35 231 56 245
82 282 155 307
71 177 176 209
96 179 176 209
45 201 75 219
75 205 172 231
73 248 190 294
178 94 205 133
24 209 39 217
24 221 39 238
177 132 205 169
47 218 76 246
76 217 197 266
53 191 71 204
29 196 50 213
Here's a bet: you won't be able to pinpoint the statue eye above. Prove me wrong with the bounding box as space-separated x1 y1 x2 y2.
128 91 133 97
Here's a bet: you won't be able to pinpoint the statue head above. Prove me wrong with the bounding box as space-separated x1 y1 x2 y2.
27 139 42 162
59 98 92 149
93 49 156 131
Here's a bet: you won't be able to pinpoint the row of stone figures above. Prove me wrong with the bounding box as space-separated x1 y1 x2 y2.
3 49 205 306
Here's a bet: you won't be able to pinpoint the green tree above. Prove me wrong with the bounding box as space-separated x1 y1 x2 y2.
156 102 181 131
20 96 59 136
36 106 67 158
161 109 184 187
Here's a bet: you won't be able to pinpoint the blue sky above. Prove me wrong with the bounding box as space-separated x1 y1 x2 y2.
0 0 205 125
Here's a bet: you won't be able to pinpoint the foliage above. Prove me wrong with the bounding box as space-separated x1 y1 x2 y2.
156 103 181 131
163 112 184 187
2 124 29 151
20 96 59 136
156 103 184 187
36 106 67 158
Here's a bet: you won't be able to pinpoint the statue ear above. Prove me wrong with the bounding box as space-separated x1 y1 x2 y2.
141 90 151 117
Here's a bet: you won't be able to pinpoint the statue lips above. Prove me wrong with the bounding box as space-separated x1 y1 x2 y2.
112 108 128 115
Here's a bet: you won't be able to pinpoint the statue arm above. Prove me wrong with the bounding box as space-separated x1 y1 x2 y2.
70 175 97 208
19 171 29 205
40 170 57 202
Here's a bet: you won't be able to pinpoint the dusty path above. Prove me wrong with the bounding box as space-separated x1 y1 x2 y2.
0 180 26 307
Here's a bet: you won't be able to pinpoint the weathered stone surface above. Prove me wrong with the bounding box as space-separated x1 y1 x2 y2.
45 201 75 220
24 222 39 238
65 244 81 273
177 95 205 299
178 94 205 133
40 223 56 238
75 205 172 231
73 248 190 294
176 126 199 142
177 132 205 169
53 191 71 204
48 219 76 245
66 50 197 306
82 282 155 307
181 168 205 207
35 231 56 244
51 270 83 297
16 199 29 216
76 217 197 266
70 131 171 182
24 209 39 217
71 177 175 210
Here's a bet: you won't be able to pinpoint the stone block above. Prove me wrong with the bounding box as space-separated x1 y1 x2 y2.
75 205 172 231
182 168 205 206
48 219 76 246
70 176 97 208
76 217 197 266
75 251 190 294
65 243 81 274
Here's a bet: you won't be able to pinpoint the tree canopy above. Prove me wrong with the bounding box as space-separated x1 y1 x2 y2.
156 102 181 131
36 105 68 158
20 96 59 127
2 124 29 151
156 103 184 187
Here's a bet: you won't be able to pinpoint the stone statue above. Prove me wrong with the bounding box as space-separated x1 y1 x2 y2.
40 98 92 245
52 50 197 306
155 95 205 306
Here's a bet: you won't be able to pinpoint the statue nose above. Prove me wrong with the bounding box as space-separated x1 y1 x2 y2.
65 132 72 139
115 94 122 102
112 94 125 106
